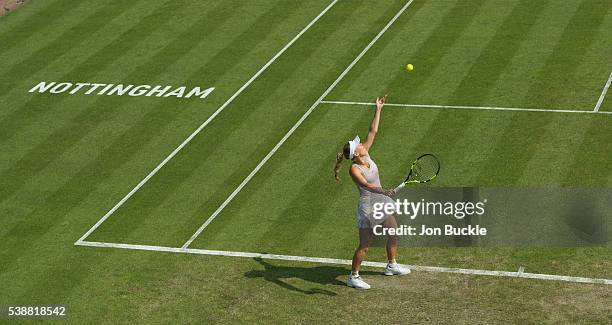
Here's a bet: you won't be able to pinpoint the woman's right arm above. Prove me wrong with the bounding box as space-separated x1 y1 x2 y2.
363 95 386 151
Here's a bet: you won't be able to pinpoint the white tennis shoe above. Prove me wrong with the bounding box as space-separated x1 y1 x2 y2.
384 263 411 276
347 274 371 289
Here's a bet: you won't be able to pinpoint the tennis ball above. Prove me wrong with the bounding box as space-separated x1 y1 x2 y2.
406 64 414 71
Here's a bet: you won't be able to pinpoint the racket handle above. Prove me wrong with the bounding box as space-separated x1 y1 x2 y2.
395 183 406 192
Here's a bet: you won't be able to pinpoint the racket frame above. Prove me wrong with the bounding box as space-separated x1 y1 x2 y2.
403 153 440 185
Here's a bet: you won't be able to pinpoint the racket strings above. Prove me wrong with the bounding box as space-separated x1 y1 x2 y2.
413 155 439 181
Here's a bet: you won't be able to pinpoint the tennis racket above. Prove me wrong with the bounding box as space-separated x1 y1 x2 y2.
395 154 440 192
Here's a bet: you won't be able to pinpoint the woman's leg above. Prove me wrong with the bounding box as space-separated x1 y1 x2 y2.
382 215 399 263
351 228 373 275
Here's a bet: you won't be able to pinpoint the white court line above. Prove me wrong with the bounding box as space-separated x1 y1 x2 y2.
76 0 340 244
182 0 417 248
76 240 612 285
594 72 612 112
320 100 612 115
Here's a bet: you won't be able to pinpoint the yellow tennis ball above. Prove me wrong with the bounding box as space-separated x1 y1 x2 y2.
406 63 414 71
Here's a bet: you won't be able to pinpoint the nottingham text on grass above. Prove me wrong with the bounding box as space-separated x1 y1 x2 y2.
29 81 215 99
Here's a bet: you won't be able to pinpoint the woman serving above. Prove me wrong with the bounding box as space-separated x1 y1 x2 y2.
334 95 410 290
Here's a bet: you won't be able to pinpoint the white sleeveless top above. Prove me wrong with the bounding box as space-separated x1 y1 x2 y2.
353 156 394 226
353 156 382 197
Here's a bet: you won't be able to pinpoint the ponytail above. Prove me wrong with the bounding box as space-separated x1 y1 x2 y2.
334 152 344 181
334 143 351 181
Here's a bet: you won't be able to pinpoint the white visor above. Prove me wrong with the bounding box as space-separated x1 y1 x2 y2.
348 135 360 159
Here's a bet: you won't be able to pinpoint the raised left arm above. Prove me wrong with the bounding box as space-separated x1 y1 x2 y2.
363 95 386 150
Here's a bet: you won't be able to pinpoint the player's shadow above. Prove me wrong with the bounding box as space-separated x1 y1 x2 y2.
244 257 378 296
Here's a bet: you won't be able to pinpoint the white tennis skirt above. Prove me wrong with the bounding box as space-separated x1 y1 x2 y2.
357 193 395 228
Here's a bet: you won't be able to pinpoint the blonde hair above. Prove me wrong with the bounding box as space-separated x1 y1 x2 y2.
334 143 351 181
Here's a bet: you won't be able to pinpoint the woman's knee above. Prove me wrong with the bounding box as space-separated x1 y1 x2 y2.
356 245 369 254
387 234 399 244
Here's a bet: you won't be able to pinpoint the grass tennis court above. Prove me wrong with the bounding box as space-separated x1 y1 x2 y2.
1 0 611 323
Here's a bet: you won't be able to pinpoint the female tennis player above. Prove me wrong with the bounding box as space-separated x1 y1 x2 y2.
334 95 410 290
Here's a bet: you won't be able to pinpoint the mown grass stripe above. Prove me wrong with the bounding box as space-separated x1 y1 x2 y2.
0 0 76 55
523 0 612 108
145 1 409 247
447 0 548 105
0 0 147 96
241 92 416 252
186 0 455 248
513 2 612 186
182 0 418 249
250 109 370 251
560 116 612 186
431 1 582 186
326 0 427 98
0 0 241 243
1 0 335 299
60 1 336 246
0 0 241 224
476 0 611 185
373 0 495 185
514 115 594 185
0 0 307 272
417 0 549 186
0 0 190 203
0 2 609 322
383 0 487 102
0 0 235 231
268 99 413 252
483 0 581 109
87 0 338 245
0 0 164 145
0 0 165 111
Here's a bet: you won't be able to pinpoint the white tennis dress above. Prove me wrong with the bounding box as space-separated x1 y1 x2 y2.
353 155 395 228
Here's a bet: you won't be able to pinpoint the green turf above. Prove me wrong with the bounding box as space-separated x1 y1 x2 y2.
1 0 611 323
